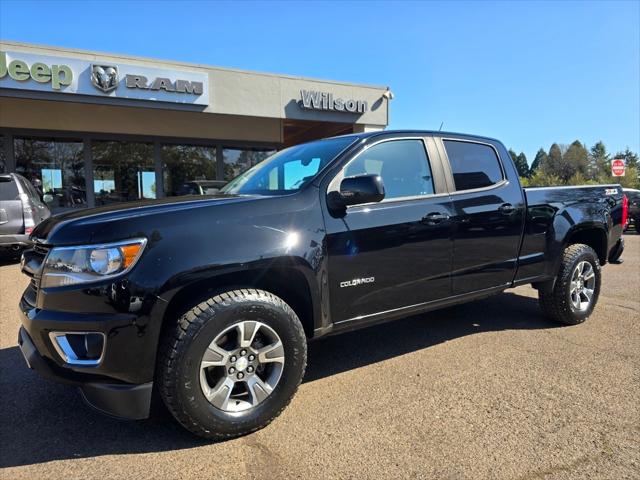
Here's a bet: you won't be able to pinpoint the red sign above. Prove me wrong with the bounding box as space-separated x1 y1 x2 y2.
612 159 625 177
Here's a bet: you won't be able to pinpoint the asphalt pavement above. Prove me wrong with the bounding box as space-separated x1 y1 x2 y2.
0 235 638 479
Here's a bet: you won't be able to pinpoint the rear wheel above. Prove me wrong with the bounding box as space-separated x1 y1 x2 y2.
158 289 307 439
539 244 601 325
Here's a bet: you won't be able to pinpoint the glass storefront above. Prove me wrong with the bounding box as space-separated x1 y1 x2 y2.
92 141 155 205
14 137 86 214
162 144 217 196
6 132 278 211
223 147 276 181
0 136 6 173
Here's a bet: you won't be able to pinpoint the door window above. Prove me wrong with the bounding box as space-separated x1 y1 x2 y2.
443 140 503 191
344 140 434 199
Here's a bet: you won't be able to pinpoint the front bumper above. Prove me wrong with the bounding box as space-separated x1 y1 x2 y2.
18 326 152 420
0 233 30 248
18 295 155 420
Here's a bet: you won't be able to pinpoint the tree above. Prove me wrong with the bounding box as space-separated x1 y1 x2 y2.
516 152 529 177
509 149 529 177
530 148 548 176
589 141 609 180
560 140 589 182
544 143 564 178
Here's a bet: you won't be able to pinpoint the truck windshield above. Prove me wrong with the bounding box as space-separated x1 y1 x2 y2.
221 136 356 195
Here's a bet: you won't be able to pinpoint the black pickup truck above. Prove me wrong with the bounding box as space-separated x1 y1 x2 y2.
18 131 627 439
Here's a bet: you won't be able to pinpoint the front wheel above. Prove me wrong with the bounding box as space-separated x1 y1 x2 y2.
157 289 307 439
539 244 601 325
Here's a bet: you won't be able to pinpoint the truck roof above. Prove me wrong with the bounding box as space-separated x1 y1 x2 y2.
335 129 503 144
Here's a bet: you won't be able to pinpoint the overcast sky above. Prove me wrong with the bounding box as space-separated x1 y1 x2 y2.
1 0 638 162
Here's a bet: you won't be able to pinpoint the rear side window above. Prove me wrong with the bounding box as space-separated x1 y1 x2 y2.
0 177 19 200
344 140 435 199
443 140 503 191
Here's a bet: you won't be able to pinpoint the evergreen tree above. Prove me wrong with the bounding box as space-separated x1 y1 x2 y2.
530 148 548 175
545 143 564 177
509 149 528 177
560 140 589 182
589 141 609 180
515 152 529 177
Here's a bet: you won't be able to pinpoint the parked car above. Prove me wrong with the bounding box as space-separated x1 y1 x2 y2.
0 173 50 254
18 131 626 439
623 188 640 232
176 180 227 196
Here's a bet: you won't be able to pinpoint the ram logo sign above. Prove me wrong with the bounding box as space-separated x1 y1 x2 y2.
91 65 118 93
0 50 209 105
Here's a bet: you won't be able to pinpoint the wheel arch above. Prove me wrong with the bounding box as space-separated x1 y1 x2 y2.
159 262 320 341
563 225 608 265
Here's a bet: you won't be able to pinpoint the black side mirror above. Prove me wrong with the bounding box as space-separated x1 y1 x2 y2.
340 175 385 206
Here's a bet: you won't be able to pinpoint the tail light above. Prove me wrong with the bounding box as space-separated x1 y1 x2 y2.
19 193 36 236
621 194 629 228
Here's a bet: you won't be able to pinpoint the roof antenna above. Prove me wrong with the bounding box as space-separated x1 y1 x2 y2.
439 121 444 131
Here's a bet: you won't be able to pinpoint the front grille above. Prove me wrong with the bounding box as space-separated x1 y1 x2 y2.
21 243 50 304
33 244 50 256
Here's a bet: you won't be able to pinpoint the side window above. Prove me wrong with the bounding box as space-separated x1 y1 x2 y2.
0 177 19 200
443 140 503 191
344 140 435 199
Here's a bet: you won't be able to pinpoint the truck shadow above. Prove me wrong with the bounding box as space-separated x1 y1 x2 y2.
0 291 557 468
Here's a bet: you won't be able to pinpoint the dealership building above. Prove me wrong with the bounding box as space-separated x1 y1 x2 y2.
0 41 389 213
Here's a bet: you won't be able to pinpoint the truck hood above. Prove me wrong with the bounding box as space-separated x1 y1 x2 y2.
32 194 258 245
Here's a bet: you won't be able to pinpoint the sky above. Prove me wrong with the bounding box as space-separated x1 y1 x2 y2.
0 0 638 164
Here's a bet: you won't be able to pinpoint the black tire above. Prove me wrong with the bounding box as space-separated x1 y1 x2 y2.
158 289 307 439
539 243 601 325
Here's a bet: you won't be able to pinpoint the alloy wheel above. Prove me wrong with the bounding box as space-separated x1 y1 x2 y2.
569 260 596 312
199 321 285 413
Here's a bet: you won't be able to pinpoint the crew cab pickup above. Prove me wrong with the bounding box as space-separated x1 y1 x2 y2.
18 131 626 439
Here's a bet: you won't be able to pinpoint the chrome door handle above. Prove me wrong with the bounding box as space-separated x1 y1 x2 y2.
422 212 449 225
499 203 516 215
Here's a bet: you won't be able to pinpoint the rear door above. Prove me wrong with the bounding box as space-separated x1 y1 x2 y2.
437 138 525 295
0 176 24 235
323 136 454 323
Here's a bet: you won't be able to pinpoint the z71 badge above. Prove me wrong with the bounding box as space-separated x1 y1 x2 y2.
340 277 375 288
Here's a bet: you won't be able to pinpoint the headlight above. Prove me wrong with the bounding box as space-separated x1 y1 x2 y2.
41 238 147 288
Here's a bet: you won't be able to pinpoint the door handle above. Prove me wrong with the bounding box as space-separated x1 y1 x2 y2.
422 212 449 225
499 203 516 215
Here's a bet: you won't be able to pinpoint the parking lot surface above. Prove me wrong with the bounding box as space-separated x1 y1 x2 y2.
0 235 638 480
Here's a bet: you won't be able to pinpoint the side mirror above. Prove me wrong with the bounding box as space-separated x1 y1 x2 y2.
340 174 385 206
42 194 53 204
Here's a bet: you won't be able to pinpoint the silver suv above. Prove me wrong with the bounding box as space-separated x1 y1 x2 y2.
0 173 50 253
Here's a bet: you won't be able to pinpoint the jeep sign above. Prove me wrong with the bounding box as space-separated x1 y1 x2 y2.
0 50 209 105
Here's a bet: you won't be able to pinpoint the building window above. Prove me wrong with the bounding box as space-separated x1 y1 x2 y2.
0 136 6 173
162 144 218 196
92 141 155 205
223 147 276 181
14 137 86 214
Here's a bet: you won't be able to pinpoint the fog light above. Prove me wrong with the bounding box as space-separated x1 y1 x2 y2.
49 332 105 366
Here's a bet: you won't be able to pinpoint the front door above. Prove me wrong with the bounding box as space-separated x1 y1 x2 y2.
323 137 454 324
